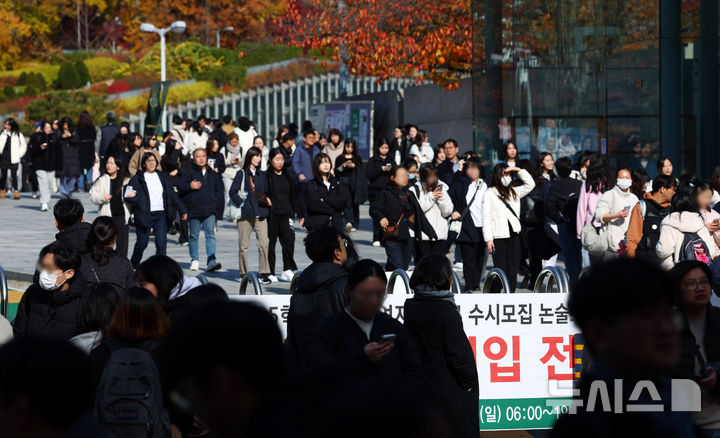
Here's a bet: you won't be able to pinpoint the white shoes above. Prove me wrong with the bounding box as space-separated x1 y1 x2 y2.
190 260 200 271
40 203 48 211
372 241 381 247
453 262 464 270
278 270 294 282
268 274 279 283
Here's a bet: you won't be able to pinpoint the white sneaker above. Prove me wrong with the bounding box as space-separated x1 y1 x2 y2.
453 262 464 270
345 223 353 232
268 274 279 283
190 260 200 271
278 270 294 282
350 227 357 232
372 241 381 247
40 203 48 211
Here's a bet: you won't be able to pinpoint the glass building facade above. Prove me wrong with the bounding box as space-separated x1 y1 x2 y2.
472 0 719 179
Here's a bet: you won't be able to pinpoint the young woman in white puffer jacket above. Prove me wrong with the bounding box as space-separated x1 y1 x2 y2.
409 163 453 261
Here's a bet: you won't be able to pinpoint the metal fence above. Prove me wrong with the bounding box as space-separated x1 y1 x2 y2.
127 74 417 137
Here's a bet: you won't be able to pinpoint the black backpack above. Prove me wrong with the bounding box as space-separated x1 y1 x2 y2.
678 231 711 264
287 272 348 365
94 341 170 438
637 200 668 257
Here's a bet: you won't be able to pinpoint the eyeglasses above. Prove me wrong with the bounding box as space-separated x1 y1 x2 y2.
682 279 710 289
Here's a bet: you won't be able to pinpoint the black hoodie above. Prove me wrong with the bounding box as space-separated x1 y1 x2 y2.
285 262 348 368
54 222 92 254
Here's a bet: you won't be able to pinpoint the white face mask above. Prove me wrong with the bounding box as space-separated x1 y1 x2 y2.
616 178 632 190
39 270 67 291
501 176 513 187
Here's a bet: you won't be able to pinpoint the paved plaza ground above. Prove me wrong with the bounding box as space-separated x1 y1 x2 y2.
0 191 390 294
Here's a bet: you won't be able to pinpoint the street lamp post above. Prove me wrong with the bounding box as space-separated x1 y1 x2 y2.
216 26 234 48
140 20 187 131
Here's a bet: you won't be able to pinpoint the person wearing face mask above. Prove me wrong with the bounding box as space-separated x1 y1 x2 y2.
14 242 86 340
593 169 639 259
482 163 535 293
403 158 419 187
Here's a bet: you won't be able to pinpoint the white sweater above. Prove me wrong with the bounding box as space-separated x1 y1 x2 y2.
410 180 453 240
593 186 639 253
656 212 720 270
89 174 131 223
482 169 535 242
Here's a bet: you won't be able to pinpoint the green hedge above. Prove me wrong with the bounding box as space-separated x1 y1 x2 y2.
27 91 113 125
84 57 124 82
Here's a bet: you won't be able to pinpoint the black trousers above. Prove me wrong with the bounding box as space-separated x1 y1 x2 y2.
459 229 487 292
112 214 129 258
0 165 18 191
268 214 297 274
415 239 447 262
492 233 521 293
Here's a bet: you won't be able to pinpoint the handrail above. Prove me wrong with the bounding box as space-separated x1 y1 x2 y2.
387 269 411 295
533 266 570 294
451 270 462 294
482 268 511 294
0 267 7 318
289 271 302 294
239 271 263 295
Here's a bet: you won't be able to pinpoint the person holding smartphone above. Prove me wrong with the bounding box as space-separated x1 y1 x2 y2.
410 163 453 261
594 168 639 260
312 259 422 380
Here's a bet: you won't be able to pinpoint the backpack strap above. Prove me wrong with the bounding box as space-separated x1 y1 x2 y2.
81 253 101 283
498 195 519 220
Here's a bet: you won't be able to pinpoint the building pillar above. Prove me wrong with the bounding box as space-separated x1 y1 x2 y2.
699 0 719 178
659 0 682 172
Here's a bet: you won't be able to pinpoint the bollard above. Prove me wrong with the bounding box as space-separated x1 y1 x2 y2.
387 269 411 294
482 268 511 293
0 267 7 318
289 271 302 295
533 266 570 294
238 271 263 295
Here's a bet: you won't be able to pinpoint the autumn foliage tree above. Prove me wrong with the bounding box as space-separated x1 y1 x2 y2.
275 0 472 88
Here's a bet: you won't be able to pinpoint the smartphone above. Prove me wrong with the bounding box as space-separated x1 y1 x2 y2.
623 206 630 213
379 334 397 344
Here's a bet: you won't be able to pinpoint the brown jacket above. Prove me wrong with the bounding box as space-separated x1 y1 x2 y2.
625 192 670 257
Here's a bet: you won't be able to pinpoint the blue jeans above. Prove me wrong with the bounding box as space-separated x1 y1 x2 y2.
557 222 582 283
59 176 77 195
130 211 168 267
385 239 413 271
77 168 93 190
189 215 217 263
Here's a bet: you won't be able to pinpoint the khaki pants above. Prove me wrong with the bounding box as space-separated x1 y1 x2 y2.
237 217 270 274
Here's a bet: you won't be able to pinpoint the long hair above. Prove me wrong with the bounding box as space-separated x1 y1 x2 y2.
631 168 649 199
242 146 262 170
344 138 361 163
490 163 517 200
537 152 557 181
4 118 19 134
312 153 332 181
671 183 700 220
87 216 118 266
142 133 157 149
106 287 170 342
77 111 93 130
585 153 610 194
60 117 74 133
328 128 344 144
502 141 518 162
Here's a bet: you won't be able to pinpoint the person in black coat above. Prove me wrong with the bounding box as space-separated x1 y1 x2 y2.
57 117 81 195
370 165 437 271
160 137 190 244
285 226 349 368
79 216 137 292
125 152 187 267
30 121 61 210
267 148 302 281
312 259 423 381
334 138 368 231
76 111 96 191
404 255 479 438
177 149 224 272
304 153 350 232
14 242 85 340
366 140 394 244
436 139 463 187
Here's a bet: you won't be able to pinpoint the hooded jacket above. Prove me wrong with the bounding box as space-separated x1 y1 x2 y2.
593 185 639 253
656 212 720 270
13 274 87 340
55 222 92 254
285 262 348 368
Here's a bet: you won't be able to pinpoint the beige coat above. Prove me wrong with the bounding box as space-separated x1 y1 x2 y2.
89 174 131 223
593 186 639 253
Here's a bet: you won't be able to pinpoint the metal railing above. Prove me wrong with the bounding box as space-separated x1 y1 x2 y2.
0 267 7 318
451 270 462 295
289 271 302 295
239 271 263 295
387 269 411 295
482 268 512 293
533 266 571 294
